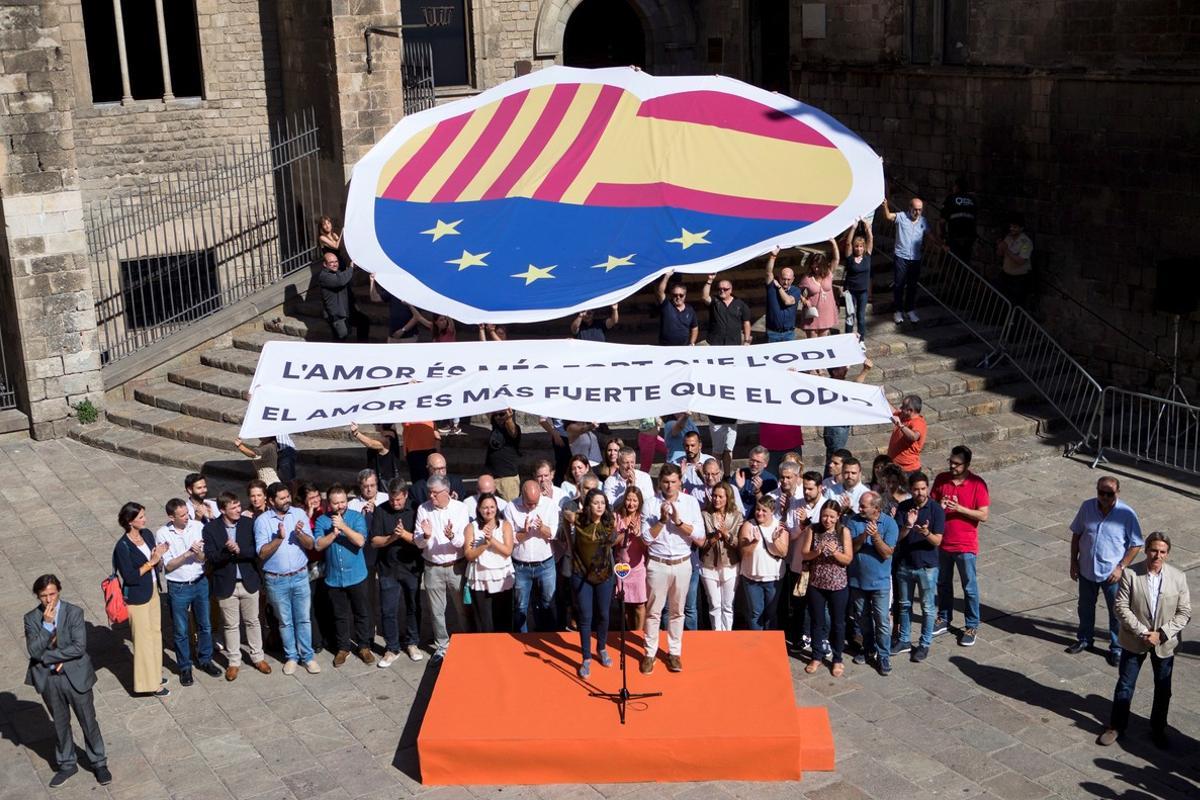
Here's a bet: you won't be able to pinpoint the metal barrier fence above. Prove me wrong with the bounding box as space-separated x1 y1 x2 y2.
1093 388 1200 476
402 41 436 115
914 244 1012 367
874 219 1102 453
86 110 322 365
1001 308 1104 454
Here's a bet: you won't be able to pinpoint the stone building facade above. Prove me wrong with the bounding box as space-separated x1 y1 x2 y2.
0 0 1195 439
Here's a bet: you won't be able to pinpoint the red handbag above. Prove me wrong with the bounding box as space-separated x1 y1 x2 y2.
102 565 128 625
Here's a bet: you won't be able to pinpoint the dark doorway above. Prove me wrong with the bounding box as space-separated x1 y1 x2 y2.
563 0 647 69
748 0 790 92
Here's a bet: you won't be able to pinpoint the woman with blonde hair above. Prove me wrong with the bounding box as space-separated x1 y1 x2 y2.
700 482 742 630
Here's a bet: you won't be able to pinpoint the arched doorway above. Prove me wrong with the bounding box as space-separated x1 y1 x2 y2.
562 0 647 69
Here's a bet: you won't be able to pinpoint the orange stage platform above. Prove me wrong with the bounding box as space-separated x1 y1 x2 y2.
417 631 834 784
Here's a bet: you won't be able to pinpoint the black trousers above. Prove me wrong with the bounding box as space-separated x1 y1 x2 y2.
330 309 371 342
472 588 513 633
43 673 106 770
328 579 373 652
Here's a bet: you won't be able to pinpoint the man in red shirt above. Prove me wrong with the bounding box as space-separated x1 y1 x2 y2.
931 445 989 647
887 395 927 475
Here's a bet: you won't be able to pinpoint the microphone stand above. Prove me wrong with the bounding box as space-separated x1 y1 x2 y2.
589 528 661 725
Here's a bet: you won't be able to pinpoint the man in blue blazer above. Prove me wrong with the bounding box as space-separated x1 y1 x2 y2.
24 575 110 787
203 493 271 680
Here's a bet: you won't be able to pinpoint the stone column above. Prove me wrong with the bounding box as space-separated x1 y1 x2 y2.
111 0 134 104
152 0 175 101
0 0 104 438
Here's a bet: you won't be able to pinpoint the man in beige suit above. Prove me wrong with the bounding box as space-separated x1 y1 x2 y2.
1098 532 1191 748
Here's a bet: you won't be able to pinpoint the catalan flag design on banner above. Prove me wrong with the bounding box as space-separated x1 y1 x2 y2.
345 66 884 323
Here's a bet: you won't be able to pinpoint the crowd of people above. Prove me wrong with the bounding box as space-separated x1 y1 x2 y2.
22 202 1185 790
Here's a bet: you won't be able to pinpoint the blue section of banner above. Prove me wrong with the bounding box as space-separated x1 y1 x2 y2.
374 196 807 311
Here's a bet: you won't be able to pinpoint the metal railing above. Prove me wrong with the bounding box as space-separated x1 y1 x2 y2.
874 218 1102 454
86 109 322 365
402 40 436 115
914 243 1012 367
1093 388 1200 477
0 327 16 411
1001 308 1104 453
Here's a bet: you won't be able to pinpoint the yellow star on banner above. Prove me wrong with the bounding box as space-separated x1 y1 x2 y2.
511 264 556 285
667 228 711 249
591 254 636 272
421 219 462 242
446 249 490 271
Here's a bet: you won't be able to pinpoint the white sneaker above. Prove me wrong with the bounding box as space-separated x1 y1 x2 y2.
893 311 904 324
304 660 322 674
378 652 399 669
282 660 297 675
406 645 425 662
907 310 920 322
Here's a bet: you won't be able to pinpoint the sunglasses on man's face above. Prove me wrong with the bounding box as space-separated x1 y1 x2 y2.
671 293 686 299
1097 490 1116 498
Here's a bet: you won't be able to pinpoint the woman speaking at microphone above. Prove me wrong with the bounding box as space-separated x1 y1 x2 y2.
568 489 622 679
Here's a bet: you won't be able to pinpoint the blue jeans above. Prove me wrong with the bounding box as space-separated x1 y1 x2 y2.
166 578 213 670
1110 650 1173 733
852 587 892 660
277 445 297 482
572 574 615 658
513 558 556 632
743 578 780 630
895 563 938 648
893 256 922 312
265 571 314 664
766 329 795 343
823 427 849 475
1077 575 1121 652
845 289 868 339
936 551 980 629
685 562 700 630
378 570 421 653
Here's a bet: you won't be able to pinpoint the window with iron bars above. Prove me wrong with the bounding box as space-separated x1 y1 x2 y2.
81 0 204 103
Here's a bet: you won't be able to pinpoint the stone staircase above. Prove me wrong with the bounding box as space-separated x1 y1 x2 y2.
73 253 1064 485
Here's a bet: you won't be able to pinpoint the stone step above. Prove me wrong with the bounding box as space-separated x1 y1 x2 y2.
134 366 1043 446
285 283 948 343
238 311 980 359
97 378 1057 479
200 329 1009 388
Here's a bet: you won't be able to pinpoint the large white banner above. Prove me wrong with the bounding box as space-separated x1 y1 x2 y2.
239 363 890 438
248 335 865 392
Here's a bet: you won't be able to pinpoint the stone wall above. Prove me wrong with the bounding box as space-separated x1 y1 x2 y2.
0 0 103 438
792 0 1200 393
60 0 280 200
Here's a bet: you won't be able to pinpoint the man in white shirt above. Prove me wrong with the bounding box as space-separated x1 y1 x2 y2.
822 456 869 513
641 465 705 674
677 431 715 495
414 475 469 660
534 460 574 512
506 480 559 632
184 473 218 523
159 498 222 685
463 473 510 520
767 462 804 524
604 447 655 505
690 459 746 515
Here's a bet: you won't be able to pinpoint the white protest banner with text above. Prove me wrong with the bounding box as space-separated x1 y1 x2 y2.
248 335 865 392
239 363 891 438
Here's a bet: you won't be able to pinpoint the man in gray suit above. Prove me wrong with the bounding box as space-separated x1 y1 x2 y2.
24 574 110 787
1098 531 1192 749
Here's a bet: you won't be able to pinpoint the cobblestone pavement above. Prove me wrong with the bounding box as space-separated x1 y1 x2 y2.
0 438 1196 800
